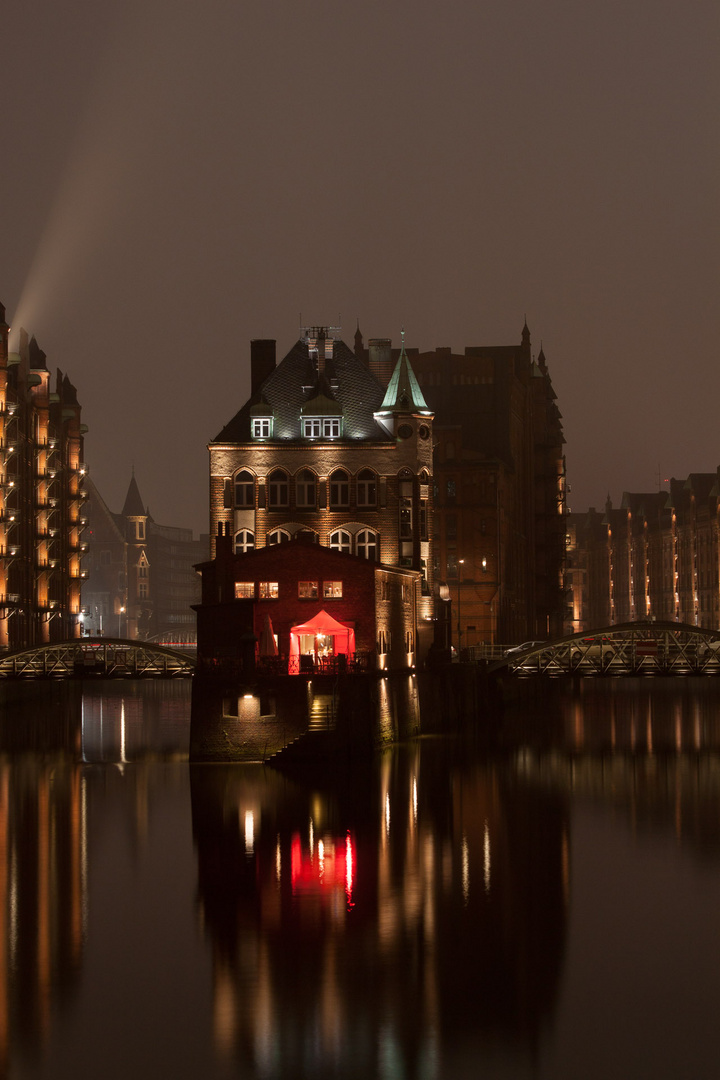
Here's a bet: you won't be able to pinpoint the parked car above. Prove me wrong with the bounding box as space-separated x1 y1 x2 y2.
505 640 546 657
571 636 615 660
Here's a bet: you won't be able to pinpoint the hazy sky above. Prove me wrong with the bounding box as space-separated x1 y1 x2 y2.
1 0 717 536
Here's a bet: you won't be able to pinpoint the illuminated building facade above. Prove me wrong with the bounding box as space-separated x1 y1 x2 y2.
208 327 435 664
0 305 87 650
196 529 422 673
570 471 720 631
83 473 207 641
359 322 567 647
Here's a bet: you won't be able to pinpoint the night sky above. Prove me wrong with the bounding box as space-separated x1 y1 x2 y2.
1 0 717 537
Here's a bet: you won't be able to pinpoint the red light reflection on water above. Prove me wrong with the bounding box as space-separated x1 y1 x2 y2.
290 830 355 908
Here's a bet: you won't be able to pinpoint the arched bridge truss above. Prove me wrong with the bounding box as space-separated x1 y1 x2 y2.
492 623 720 677
0 638 196 679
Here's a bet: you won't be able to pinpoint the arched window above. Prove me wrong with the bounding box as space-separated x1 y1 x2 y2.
268 469 289 508
296 469 316 508
234 470 254 508
357 469 377 507
267 528 291 545
356 529 378 561
330 529 352 554
329 469 350 508
234 530 255 554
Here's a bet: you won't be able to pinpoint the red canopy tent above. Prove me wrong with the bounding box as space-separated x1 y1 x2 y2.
289 609 356 660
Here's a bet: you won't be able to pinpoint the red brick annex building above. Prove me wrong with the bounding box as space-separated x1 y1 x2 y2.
195 528 421 677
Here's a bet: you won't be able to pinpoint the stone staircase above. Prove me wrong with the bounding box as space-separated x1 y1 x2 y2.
268 693 338 765
309 693 336 731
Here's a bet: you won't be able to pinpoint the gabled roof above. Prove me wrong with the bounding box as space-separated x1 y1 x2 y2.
377 342 432 416
84 477 126 544
213 337 389 443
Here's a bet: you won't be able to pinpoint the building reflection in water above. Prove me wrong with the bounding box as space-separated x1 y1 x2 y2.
191 740 570 1077
0 684 87 1076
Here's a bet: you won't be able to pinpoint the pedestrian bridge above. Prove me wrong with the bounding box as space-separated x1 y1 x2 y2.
490 623 720 676
0 638 196 679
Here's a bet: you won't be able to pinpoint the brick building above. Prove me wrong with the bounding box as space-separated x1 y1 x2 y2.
195 529 421 674
208 326 435 663
0 305 87 649
356 322 567 647
569 471 720 632
82 473 207 641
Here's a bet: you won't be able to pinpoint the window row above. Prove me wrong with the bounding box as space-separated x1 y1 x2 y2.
234 528 379 560
235 580 344 600
251 417 344 440
234 469 378 509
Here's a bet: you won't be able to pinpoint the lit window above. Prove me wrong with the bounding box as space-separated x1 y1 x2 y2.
136 520 145 540
235 582 255 598
234 470 254 507
268 470 289 507
296 469 316 508
259 582 279 599
357 469 377 507
267 529 291 545
330 529 351 553
323 581 343 599
329 469 350 508
356 529 378 561
234 530 255 554
298 581 318 598
302 417 341 438
251 418 271 438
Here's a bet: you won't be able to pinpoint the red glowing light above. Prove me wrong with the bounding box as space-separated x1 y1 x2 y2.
290 830 356 909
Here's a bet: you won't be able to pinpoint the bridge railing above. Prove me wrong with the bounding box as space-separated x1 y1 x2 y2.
0 638 195 679
493 624 720 676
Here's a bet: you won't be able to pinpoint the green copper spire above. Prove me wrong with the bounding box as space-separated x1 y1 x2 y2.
377 330 431 415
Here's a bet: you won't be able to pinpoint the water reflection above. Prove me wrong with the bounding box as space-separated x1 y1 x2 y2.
0 681 87 1075
3 679 720 1077
191 743 570 1077
80 681 191 763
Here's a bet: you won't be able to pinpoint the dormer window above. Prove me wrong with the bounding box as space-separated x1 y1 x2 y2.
302 417 341 439
252 417 272 439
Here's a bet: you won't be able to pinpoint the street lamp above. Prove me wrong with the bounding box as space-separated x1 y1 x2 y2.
118 605 125 638
457 559 465 654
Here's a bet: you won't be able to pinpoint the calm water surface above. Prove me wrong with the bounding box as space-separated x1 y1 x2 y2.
2 677 720 1079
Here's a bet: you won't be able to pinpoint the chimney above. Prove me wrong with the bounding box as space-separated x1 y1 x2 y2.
368 338 393 386
251 339 276 395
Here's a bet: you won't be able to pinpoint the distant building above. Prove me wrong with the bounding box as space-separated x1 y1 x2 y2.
570 471 720 631
82 473 207 641
0 305 87 649
357 322 567 647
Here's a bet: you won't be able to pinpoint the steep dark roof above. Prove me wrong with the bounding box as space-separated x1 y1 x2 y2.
213 338 390 443
122 473 147 517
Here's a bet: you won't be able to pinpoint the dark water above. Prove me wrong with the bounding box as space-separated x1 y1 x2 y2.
3 677 720 1079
